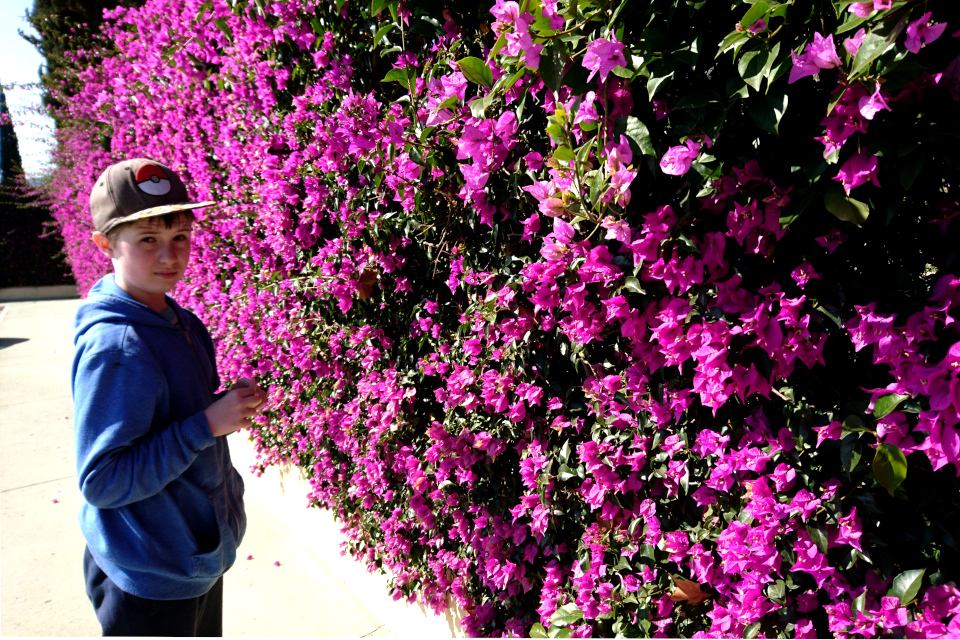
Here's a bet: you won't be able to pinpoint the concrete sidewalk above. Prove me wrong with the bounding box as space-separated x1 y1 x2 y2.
0 298 461 637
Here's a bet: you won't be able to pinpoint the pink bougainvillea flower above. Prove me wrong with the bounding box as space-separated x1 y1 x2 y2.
788 49 821 84
844 28 867 57
748 19 767 34
808 32 843 68
652 100 670 120
490 0 520 26
858 82 891 119
789 33 842 84
246 554 254 560
790 262 821 289
848 0 890 17
905 12 947 54
582 35 627 83
659 140 700 176
274 561 281 566
573 91 599 125
503 14 544 69
816 228 849 253
833 149 880 194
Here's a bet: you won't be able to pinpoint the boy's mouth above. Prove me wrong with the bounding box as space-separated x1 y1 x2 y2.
155 271 179 278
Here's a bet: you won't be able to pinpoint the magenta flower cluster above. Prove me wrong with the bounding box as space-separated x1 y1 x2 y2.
39 0 960 636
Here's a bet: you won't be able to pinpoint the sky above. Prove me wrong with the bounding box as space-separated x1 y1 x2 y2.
0 0 55 179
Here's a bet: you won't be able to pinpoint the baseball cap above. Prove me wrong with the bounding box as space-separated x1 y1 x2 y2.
89 159 215 234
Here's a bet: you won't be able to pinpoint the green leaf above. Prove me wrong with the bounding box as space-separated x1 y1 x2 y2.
852 590 867 614
842 415 872 435
373 23 395 45
889 568 925 605
739 48 769 92
540 41 566 92
469 95 493 118
874 443 908 496
899 154 925 191
553 145 576 162
622 276 646 295
197 0 213 21
824 185 870 226
840 432 862 473
850 33 891 78
838 14 871 35
550 603 584 627
624 116 656 157
212 18 233 40
496 66 528 93
749 90 788 135
491 32 508 57
779 187 815 228
744 622 762 639
717 30 749 59
458 57 493 89
382 67 410 90
826 85 849 116
850 18 907 79
530 623 549 638
807 523 829 555
370 0 393 16
873 393 910 419
766 580 786 601
740 0 769 29
647 71 674 101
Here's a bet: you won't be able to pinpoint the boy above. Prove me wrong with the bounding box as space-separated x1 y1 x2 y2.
72 158 265 636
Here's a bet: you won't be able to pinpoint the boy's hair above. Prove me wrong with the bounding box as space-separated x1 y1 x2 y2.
106 210 196 243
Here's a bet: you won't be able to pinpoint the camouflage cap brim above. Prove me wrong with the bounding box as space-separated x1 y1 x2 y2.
104 201 216 233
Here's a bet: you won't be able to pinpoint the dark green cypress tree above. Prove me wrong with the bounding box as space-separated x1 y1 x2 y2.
0 84 71 288
0 87 24 186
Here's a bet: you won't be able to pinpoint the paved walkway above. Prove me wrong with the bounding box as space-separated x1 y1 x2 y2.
0 298 396 636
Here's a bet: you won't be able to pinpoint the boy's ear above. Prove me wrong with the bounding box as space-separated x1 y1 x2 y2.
91 231 115 259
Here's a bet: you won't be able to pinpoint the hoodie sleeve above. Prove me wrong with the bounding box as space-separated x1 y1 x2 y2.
74 346 216 509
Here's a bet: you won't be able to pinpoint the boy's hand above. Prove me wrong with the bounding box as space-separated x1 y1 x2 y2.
204 386 264 437
232 377 267 406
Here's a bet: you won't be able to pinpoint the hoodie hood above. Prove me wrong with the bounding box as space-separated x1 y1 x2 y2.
75 274 182 343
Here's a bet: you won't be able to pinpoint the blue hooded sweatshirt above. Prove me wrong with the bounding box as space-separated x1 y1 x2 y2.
72 274 245 600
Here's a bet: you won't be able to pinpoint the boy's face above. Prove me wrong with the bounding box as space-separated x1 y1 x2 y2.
92 217 193 310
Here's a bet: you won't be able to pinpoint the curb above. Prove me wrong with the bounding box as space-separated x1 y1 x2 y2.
0 285 80 302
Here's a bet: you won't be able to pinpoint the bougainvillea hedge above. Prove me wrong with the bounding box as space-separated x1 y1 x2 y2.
43 0 960 636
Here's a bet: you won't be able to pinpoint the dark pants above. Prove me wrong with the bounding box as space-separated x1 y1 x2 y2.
84 546 223 637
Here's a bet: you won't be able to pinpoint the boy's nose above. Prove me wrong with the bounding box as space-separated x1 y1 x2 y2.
157 243 176 264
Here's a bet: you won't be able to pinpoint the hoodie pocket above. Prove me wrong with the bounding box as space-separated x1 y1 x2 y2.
191 481 238 577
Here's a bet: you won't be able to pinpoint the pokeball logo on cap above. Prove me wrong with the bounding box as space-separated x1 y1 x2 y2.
134 163 172 196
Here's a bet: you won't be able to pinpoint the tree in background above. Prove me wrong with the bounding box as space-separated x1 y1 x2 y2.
19 0 146 122
0 86 70 288
0 87 24 185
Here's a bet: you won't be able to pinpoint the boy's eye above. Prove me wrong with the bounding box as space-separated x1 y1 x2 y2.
140 237 156 243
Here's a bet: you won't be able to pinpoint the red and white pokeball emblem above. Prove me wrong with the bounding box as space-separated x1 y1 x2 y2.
135 163 172 196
